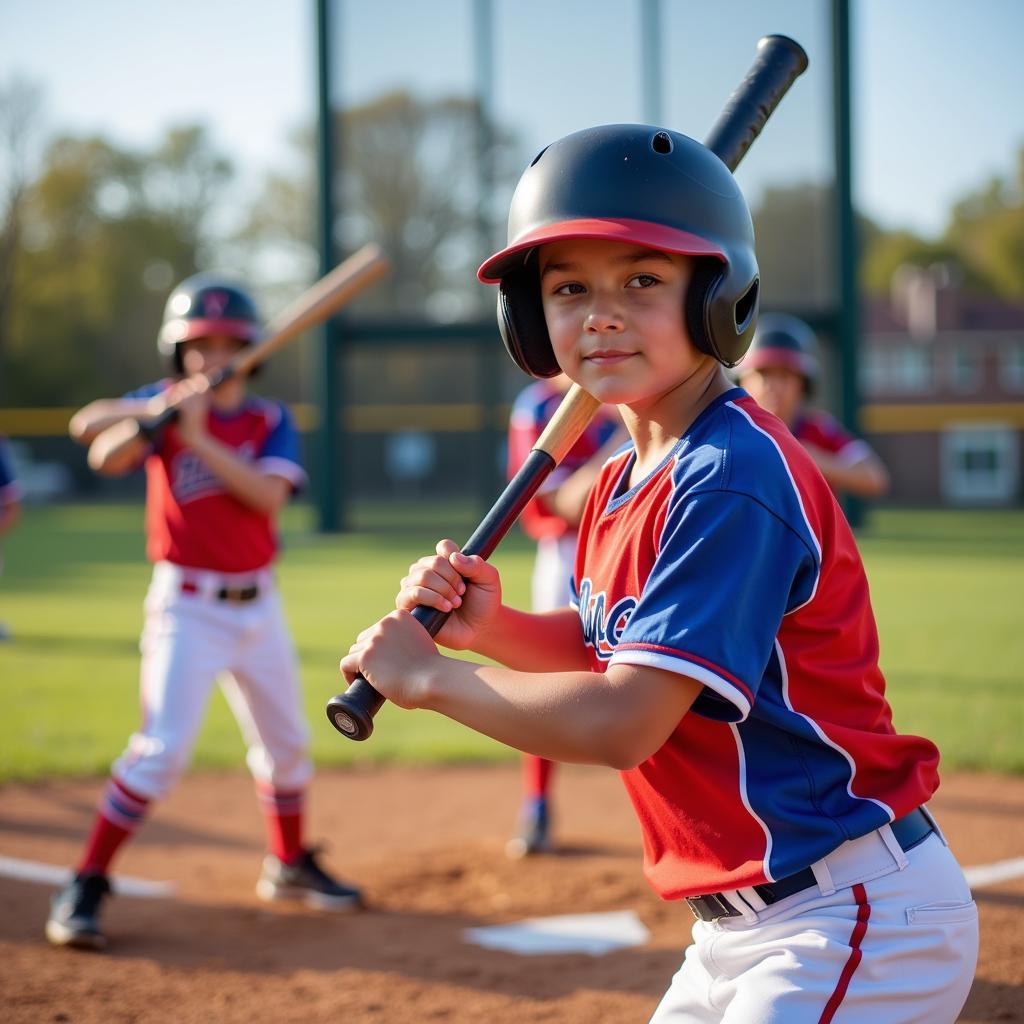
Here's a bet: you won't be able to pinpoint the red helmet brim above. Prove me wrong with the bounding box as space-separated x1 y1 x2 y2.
478 217 726 284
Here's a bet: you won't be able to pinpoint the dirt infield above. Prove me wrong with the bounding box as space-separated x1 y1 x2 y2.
1 764 1022 1023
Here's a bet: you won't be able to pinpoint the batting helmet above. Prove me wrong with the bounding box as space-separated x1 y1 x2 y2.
157 274 263 374
477 124 760 377
740 312 820 390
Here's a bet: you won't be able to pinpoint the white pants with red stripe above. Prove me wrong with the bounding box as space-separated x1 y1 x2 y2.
648 822 978 1024
112 561 312 801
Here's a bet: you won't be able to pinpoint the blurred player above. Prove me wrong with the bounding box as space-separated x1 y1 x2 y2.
47 274 362 952
0 434 23 640
505 373 623 857
737 313 890 498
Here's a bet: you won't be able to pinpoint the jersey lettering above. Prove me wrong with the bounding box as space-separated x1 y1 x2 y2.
576 577 637 661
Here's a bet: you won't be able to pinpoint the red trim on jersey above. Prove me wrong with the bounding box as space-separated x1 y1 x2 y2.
819 883 871 1023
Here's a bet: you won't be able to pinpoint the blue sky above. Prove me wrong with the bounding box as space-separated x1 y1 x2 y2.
2 0 1021 239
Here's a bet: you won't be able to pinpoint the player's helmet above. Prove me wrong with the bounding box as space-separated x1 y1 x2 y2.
157 274 263 374
740 312 820 391
477 124 759 377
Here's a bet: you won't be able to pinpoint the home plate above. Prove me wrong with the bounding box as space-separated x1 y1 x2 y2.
464 909 650 956
0 855 176 898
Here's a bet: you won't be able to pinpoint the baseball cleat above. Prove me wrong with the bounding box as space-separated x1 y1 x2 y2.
45 872 111 951
505 799 553 859
256 848 363 912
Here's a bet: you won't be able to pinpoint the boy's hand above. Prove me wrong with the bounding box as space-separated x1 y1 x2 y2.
339 610 445 710
397 539 501 651
169 376 212 446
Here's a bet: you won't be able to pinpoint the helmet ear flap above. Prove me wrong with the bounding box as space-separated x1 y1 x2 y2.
685 259 759 368
685 260 722 360
496 266 562 379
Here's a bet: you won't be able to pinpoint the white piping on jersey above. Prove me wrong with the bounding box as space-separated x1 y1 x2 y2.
725 400 822 611
775 636 894 821
258 456 307 487
729 720 777 882
608 648 753 720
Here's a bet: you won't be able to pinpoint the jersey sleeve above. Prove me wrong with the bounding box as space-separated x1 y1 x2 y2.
609 489 820 722
257 402 307 492
799 412 872 466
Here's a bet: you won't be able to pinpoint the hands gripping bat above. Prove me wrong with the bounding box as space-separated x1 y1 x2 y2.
87 243 390 465
327 34 809 741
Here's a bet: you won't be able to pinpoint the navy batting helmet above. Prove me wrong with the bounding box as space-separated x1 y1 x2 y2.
740 312 820 390
477 124 760 376
157 275 263 374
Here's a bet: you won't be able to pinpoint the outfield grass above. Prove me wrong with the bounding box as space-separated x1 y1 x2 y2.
1 502 1021 781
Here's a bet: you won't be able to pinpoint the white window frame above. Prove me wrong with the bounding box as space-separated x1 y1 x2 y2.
941 423 1020 505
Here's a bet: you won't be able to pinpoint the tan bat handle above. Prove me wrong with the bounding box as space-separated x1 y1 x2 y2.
532 383 602 463
231 242 389 376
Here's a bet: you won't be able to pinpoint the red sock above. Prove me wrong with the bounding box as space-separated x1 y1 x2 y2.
257 785 305 864
523 755 554 801
77 777 151 876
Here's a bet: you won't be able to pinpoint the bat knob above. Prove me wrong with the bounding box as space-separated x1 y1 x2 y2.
326 676 385 742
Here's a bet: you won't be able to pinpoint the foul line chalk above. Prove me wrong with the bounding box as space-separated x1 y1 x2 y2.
964 856 1024 890
0 855 176 898
464 909 650 956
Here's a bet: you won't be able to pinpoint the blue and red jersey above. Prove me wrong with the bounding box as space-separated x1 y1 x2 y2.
127 382 306 573
572 387 937 900
508 380 620 541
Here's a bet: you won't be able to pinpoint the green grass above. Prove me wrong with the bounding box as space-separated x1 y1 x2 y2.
1 503 1022 781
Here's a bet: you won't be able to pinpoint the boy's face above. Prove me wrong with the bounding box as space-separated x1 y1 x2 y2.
538 239 698 407
179 334 248 377
739 365 805 426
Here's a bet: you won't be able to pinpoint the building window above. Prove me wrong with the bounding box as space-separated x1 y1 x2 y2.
941 424 1020 505
948 343 983 393
861 344 932 395
1000 341 1024 393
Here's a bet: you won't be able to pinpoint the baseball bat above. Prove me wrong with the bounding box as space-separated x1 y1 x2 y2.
87 243 390 466
327 34 809 742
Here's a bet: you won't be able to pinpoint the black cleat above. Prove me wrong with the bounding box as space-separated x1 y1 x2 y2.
46 872 111 951
256 848 363 912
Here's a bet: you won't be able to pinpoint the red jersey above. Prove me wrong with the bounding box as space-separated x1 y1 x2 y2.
129 383 306 573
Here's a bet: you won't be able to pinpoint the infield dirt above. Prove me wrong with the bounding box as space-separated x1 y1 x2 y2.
1 764 1022 1022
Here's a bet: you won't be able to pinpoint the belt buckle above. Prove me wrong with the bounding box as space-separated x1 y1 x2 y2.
687 891 740 923
218 584 258 603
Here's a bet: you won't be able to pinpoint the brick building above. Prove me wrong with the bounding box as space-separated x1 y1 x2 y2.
860 265 1024 506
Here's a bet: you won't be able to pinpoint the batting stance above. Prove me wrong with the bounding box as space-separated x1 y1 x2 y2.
48 275 362 952
341 125 979 1021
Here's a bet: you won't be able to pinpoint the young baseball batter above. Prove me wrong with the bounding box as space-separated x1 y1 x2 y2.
47 274 362 952
340 125 978 1022
506 373 623 856
0 433 22 641
737 312 890 499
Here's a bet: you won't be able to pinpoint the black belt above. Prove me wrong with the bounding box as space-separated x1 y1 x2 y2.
216 584 260 603
686 808 935 923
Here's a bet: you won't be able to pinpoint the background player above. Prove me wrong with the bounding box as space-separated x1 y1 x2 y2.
505 372 623 857
47 274 362 951
341 124 978 1022
0 433 22 641
737 312 890 499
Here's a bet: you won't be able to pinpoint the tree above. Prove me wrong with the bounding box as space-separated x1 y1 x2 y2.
945 145 1024 301
0 76 46 379
3 125 235 404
